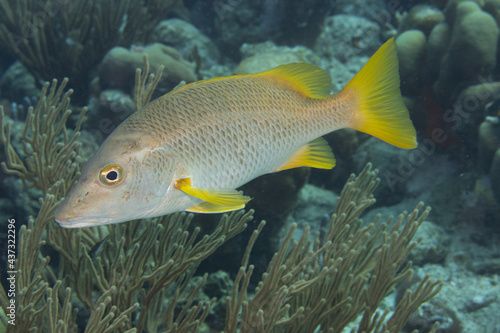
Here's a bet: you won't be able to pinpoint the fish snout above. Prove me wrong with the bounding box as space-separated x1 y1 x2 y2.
54 188 128 228
54 200 81 228
54 203 104 228
54 192 100 228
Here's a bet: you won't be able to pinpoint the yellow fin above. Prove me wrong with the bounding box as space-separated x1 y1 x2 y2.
255 63 333 98
174 63 332 98
344 38 417 149
175 177 251 206
186 201 245 213
275 137 336 172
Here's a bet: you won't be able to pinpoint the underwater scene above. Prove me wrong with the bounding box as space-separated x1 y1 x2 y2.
0 0 499 332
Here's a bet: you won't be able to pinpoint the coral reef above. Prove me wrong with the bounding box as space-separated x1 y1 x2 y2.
0 62 38 102
1 2 500 331
395 29 427 95
99 43 197 97
225 165 441 333
382 0 500 230
0 78 86 198
332 0 387 19
396 0 500 105
0 0 184 102
198 0 333 57
394 1 500 159
234 42 321 75
151 18 221 72
397 4 445 35
314 14 381 64
478 109 500 207
433 1 499 103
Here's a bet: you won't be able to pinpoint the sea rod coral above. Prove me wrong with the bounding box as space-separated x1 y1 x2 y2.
0 0 184 100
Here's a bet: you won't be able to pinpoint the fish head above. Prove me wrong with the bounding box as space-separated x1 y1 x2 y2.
55 129 182 227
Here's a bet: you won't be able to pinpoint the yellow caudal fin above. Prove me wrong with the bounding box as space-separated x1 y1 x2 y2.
344 38 417 149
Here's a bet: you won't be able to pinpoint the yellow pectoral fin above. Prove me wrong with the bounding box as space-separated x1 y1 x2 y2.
275 137 336 172
187 202 246 213
175 177 251 207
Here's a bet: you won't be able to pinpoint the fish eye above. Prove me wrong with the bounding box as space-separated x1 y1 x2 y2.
99 164 124 186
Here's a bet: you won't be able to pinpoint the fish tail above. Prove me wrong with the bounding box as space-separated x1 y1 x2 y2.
342 38 417 149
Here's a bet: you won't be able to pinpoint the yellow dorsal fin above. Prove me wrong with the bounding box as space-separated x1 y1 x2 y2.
343 38 417 149
255 63 333 98
274 137 336 172
175 177 251 207
187 201 245 213
173 63 332 98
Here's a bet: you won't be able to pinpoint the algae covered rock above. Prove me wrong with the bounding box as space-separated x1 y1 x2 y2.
314 15 381 63
434 1 499 102
484 0 500 23
99 43 197 96
479 116 500 170
234 41 321 75
478 113 500 204
458 82 500 115
151 18 221 70
86 89 136 144
209 0 332 55
395 30 427 95
0 62 39 102
427 22 450 80
352 137 408 206
398 4 445 35
451 2 498 77
409 221 449 265
332 0 386 19
451 83 500 158
291 184 338 226
443 0 485 22
491 148 500 203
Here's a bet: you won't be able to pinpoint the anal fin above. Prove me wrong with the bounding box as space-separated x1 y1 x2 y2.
187 202 245 213
274 137 336 172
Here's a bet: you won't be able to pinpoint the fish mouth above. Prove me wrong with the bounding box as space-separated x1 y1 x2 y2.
55 214 113 228
54 205 114 228
55 218 110 228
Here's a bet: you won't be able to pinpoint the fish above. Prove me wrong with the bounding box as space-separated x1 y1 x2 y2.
55 38 416 228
